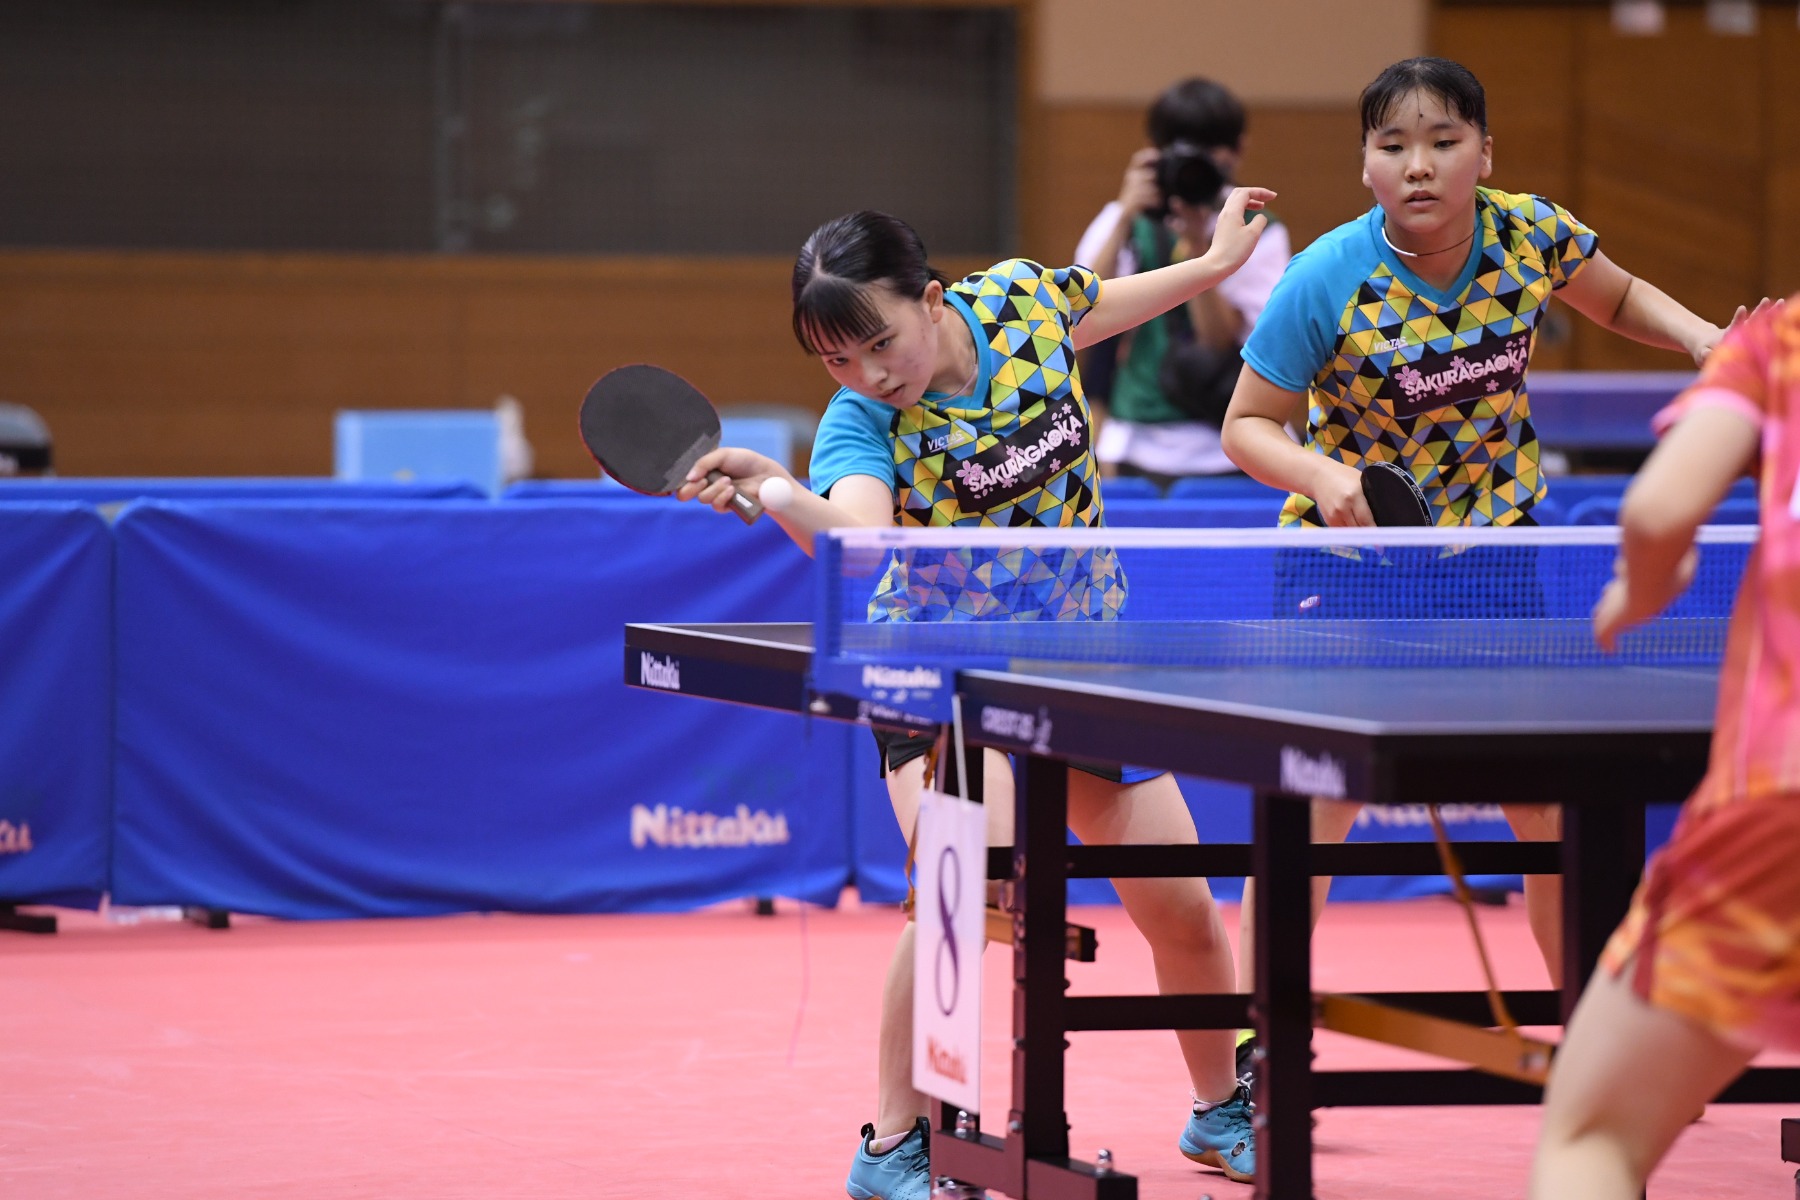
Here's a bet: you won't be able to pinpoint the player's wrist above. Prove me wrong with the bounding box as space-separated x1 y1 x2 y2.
1685 323 1722 365
1303 454 1356 497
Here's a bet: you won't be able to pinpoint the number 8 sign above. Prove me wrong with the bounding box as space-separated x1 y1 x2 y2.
913 787 988 1115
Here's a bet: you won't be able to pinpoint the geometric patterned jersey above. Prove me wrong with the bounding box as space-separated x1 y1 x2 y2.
807 258 1127 622
1243 187 1598 527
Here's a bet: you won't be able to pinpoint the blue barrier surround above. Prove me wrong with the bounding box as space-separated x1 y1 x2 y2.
4 474 1738 917
1527 370 1693 450
0 504 112 908
110 501 852 918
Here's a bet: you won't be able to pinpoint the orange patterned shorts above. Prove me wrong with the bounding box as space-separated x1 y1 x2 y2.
1602 792 1800 1051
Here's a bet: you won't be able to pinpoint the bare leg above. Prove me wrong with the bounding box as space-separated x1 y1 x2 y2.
1236 797 1363 993
872 748 1015 1137
1503 803 1563 987
1067 771 1240 1101
1529 964 1754 1200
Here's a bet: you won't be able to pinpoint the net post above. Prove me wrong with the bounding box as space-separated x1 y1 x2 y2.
814 529 842 662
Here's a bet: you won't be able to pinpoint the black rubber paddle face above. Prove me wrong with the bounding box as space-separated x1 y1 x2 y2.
1361 461 1432 526
579 365 721 495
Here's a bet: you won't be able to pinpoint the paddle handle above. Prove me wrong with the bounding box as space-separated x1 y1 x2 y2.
709 470 763 525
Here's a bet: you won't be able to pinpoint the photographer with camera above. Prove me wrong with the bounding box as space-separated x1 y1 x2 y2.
1076 77 1291 490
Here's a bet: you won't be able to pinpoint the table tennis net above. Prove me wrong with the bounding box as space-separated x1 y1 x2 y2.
813 526 1756 670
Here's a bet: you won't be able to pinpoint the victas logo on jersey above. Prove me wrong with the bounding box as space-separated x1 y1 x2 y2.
923 421 978 455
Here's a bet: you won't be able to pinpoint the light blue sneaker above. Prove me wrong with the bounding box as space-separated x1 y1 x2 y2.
846 1120 986 1200
1179 1083 1256 1182
846 1120 932 1200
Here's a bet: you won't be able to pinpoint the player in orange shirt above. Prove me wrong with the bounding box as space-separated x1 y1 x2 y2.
1530 297 1795 1200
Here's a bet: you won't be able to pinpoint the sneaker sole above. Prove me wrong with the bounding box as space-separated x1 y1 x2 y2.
1180 1145 1254 1184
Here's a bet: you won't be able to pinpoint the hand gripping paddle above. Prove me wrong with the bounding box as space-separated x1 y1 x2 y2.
1360 461 1432 526
578 364 762 524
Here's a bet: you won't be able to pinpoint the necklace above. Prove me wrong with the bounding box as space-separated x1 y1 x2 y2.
1381 220 1476 259
947 324 981 397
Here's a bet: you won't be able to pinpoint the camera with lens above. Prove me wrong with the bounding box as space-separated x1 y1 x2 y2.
1152 141 1229 216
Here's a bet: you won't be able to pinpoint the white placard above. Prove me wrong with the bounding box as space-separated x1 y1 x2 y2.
912 787 987 1114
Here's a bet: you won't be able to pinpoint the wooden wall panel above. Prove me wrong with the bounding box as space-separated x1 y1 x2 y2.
0 253 974 478
1236 108 1377 253
1030 104 1143 262
1571 8 1763 370
1433 7 1580 201
1030 101 1369 267
1434 5 1791 370
1433 6 1582 368
1766 23 1800 300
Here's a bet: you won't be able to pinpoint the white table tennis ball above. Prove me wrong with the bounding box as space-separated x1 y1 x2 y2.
758 476 795 512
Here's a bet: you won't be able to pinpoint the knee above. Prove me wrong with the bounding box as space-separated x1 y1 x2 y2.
1127 883 1229 958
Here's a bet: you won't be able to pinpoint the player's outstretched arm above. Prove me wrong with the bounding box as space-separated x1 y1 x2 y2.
1072 187 1276 350
677 446 891 556
1220 365 1374 527
1558 250 1781 365
1593 404 1759 650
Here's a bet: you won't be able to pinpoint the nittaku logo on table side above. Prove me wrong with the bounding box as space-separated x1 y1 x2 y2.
862 664 943 692
1279 746 1346 798
640 653 681 690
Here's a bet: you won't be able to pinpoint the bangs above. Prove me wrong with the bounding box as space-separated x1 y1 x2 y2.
1360 57 1486 137
1362 86 1478 134
792 274 887 356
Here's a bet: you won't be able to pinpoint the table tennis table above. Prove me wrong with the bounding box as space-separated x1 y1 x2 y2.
623 530 1798 1199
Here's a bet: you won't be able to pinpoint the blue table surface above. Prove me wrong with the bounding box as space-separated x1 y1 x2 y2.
647 622 1720 737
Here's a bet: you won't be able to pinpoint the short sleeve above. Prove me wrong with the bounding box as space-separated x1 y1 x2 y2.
807 390 897 499
1240 245 1340 393
1651 309 1777 436
954 259 1102 337
1527 195 1599 289
1050 262 1103 326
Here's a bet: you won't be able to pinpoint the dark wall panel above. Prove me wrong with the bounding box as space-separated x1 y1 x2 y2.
0 2 1016 256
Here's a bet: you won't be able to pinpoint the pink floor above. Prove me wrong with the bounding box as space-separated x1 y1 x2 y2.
1 895 1791 1198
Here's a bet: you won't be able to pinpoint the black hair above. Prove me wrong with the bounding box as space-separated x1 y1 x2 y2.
1359 56 1488 138
1145 77 1245 151
790 211 950 355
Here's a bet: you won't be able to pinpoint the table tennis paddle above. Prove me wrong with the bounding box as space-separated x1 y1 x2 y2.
578 364 762 524
1361 461 1432 527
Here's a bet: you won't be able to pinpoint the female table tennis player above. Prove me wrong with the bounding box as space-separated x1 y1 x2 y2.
1215 57 1769 1064
677 192 1272 1198
1531 296 1796 1199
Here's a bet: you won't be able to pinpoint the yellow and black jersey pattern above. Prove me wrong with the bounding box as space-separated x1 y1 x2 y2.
876 259 1126 621
890 258 1106 529
1252 188 1598 528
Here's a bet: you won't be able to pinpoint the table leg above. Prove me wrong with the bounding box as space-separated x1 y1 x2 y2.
1013 753 1072 1170
1254 788 1314 1200
1559 802 1644 1022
